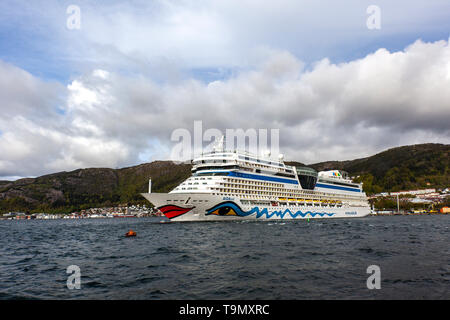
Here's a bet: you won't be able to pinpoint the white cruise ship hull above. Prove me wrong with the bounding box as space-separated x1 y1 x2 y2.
142 193 371 222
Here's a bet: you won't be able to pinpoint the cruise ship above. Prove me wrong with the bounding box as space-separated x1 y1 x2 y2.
142 143 371 222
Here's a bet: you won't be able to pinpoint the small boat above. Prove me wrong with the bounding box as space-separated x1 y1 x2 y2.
125 230 137 237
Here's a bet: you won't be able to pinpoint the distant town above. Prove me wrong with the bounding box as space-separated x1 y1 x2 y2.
369 187 450 215
0 204 163 220
1 187 449 220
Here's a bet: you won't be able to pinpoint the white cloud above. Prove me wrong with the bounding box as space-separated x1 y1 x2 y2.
0 39 449 178
5 0 449 79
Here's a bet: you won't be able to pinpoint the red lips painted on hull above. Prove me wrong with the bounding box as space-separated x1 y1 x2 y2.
157 205 194 219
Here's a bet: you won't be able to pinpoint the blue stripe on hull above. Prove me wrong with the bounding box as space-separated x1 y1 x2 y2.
228 171 299 184
315 183 361 193
198 170 361 192
201 170 299 185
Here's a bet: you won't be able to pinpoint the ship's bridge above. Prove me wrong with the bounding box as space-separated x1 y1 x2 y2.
191 150 292 176
192 151 240 174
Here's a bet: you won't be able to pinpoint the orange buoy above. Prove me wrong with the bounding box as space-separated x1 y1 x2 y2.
125 229 137 237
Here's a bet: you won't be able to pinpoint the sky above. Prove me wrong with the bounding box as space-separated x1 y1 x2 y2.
0 0 449 179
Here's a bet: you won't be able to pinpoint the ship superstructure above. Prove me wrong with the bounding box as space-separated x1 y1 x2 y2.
142 144 371 221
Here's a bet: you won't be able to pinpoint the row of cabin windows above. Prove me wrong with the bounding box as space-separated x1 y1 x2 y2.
209 194 346 206
220 179 362 199
223 178 282 187
238 155 283 166
169 199 208 202
211 187 324 198
195 157 294 173
210 187 361 201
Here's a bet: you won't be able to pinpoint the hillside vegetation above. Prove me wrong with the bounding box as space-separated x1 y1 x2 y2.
0 161 191 213
309 143 449 194
0 143 448 213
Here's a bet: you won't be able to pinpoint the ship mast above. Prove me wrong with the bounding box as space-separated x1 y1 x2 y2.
213 135 225 152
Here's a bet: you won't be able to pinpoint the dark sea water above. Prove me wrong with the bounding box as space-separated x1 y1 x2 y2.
0 215 448 300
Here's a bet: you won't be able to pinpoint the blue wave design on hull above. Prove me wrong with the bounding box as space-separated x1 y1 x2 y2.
206 202 336 219
241 207 335 219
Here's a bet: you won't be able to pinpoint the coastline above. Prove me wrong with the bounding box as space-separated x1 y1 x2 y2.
1 210 447 221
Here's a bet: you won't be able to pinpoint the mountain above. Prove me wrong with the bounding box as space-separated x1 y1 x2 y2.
308 143 449 194
0 143 448 213
0 161 191 214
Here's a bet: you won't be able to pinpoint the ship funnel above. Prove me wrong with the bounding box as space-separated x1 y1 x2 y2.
148 178 152 193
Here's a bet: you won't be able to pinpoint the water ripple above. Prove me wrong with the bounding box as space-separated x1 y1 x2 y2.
0 215 449 299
